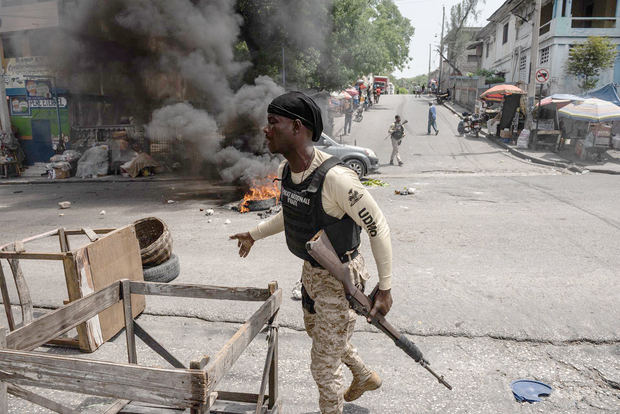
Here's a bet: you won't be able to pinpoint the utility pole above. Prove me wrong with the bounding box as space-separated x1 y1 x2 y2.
428 43 431 92
438 5 445 93
281 46 286 89
525 0 542 129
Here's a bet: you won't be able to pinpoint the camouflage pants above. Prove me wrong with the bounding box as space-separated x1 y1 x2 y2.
302 254 372 414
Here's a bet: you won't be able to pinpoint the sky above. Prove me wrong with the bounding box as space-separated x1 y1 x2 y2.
393 0 507 78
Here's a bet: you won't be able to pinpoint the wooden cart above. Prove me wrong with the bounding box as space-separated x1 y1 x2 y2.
0 225 145 352
0 279 282 413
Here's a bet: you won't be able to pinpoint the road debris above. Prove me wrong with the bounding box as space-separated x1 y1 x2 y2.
167 200 176 204
99 210 106 216
363 178 388 187
224 219 231 225
291 280 302 300
257 204 281 219
58 213 64 217
511 379 552 403
395 187 416 195
58 201 72 209
205 209 215 216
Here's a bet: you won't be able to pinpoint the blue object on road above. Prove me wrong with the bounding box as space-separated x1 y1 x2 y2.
511 379 552 403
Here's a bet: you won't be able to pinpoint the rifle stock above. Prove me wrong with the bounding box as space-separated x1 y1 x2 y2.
306 230 452 390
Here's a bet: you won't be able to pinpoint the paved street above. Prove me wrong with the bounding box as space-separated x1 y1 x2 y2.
1 94 619 412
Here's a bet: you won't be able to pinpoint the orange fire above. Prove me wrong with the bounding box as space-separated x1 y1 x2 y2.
239 175 280 213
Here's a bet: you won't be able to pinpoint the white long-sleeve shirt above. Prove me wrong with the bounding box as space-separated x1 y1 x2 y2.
249 149 393 289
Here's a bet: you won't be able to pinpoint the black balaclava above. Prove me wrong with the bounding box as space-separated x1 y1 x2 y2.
268 91 323 142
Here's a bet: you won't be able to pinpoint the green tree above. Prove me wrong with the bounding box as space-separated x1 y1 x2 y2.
444 0 485 73
236 0 414 90
566 36 617 92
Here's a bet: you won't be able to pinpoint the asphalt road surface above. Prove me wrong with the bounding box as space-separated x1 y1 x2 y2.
1 94 618 413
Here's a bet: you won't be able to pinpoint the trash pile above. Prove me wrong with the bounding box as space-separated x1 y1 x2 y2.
76 145 110 179
47 150 81 179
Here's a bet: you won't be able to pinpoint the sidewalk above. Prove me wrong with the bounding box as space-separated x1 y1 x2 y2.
0 162 210 186
443 101 620 175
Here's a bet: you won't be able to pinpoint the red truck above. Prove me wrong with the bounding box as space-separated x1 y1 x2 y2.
373 76 389 93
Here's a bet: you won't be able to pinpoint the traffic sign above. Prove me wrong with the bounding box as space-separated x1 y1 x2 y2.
535 68 550 84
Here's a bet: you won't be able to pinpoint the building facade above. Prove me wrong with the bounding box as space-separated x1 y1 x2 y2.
477 0 620 95
0 0 70 164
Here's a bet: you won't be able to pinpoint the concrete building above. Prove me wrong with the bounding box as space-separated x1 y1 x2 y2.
476 0 620 95
0 0 69 164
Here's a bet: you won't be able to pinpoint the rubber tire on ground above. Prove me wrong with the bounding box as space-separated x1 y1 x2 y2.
142 253 180 283
457 121 465 135
344 158 366 178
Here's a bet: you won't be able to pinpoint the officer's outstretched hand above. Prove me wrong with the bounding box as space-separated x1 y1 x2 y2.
229 232 255 258
368 288 393 323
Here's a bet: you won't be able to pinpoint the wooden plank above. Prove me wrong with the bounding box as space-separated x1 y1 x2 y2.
58 228 70 252
129 282 270 302
267 283 278 410
0 328 6 414
0 252 67 260
64 252 96 351
216 391 263 404
205 289 282 391
6 282 121 351
48 337 80 348
189 357 209 371
13 241 25 253
64 228 115 236
7 259 33 325
119 401 185 413
102 399 130 414
134 321 186 369
256 332 275 414
0 262 15 330
82 227 100 242
84 226 145 345
122 280 137 364
7 383 78 414
0 349 206 407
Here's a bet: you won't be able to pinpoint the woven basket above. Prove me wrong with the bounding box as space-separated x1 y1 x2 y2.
134 217 172 267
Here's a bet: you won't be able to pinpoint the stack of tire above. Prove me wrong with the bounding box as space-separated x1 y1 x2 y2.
134 217 180 283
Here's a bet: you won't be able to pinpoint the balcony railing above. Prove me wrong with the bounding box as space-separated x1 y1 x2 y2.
571 17 617 29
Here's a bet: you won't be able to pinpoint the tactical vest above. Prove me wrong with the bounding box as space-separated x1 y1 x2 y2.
280 156 361 267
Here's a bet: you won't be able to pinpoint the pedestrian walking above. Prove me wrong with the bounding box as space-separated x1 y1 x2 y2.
230 91 394 414
388 115 405 166
427 102 439 135
343 99 353 135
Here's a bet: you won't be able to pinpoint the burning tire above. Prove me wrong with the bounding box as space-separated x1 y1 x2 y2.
142 254 180 283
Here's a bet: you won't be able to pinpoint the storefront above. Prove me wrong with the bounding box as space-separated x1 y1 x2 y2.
4 57 70 165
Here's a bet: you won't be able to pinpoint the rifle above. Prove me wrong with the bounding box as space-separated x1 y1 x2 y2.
306 230 452 390
384 120 408 139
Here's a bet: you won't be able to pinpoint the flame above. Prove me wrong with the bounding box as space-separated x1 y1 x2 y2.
239 175 280 213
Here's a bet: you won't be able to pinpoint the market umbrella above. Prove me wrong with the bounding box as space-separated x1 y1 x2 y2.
345 88 359 96
537 94 584 108
480 84 526 101
558 97 620 122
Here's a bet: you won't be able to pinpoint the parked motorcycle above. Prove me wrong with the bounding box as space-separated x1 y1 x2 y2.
457 112 482 137
354 106 363 122
435 93 449 105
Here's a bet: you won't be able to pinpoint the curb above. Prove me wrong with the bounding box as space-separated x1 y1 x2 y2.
0 175 209 186
442 102 619 175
